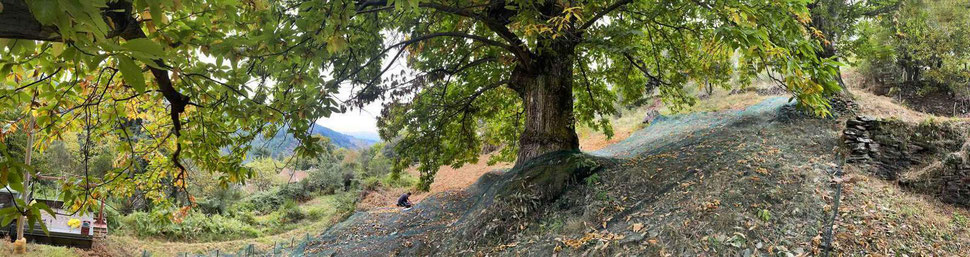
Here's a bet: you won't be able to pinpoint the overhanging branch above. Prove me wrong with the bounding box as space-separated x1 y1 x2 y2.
579 0 633 31
354 0 533 66
336 31 514 87
0 0 193 178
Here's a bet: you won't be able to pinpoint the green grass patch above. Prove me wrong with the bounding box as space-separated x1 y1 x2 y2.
0 239 80 257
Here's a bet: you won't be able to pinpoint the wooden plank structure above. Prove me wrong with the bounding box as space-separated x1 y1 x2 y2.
0 189 106 249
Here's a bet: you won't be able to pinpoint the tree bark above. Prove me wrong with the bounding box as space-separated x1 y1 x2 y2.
809 1 851 96
510 42 580 166
15 116 33 241
0 0 60 41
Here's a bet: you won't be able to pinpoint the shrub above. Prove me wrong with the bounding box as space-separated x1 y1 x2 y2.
196 186 243 215
118 211 261 241
103 202 123 229
233 189 287 215
305 164 345 194
333 193 358 215
231 181 314 215
280 201 306 223
381 173 417 189
279 180 313 201
854 0 970 97
306 207 328 220
361 176 382 191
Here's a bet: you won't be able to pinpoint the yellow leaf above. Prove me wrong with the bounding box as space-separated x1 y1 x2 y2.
631 223 644 232
327 35 347 53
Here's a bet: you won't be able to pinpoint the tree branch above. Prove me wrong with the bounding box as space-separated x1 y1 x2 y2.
354 0 533 66
0 68 62 101
579 0 633 31
336 31 513 87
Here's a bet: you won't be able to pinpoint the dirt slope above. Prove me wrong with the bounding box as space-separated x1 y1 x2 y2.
295 96 970 256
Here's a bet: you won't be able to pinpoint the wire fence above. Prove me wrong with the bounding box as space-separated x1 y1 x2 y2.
138 232 319 257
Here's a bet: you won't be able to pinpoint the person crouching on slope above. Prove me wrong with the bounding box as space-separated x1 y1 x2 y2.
397 192 413 209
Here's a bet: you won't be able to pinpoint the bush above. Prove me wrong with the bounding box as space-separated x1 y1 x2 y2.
233 189 287 215
279 180 313 201
103 202 123 229
361 176 382 191
280 201 306 223
381 173 417 189
196 187 243 215
119 211 261 241
230 181 315 215
333 192 358 215
305 164 345 194
306 207 328 220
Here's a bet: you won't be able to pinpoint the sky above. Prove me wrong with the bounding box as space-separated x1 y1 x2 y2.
317 92 383 135
196 34 402 136
316 38 410 135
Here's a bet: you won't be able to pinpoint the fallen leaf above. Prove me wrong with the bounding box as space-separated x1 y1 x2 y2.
631 223 644 232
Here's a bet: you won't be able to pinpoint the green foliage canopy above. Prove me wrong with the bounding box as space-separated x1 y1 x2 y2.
0 0 347 217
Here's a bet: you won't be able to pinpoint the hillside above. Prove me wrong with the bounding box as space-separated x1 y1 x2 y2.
294 95 970 256
251 124 377 158
309 124 378 149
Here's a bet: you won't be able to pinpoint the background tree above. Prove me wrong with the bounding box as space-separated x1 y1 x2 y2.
854 0 970 97
244 157 286 191
808 0 870 90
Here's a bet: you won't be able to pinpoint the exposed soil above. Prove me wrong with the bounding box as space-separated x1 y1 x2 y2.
356 153 513 211
578 128 635 152
861 80 970 118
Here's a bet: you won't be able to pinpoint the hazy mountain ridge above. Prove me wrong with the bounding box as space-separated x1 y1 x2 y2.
341 131 381 142
251 124 377 158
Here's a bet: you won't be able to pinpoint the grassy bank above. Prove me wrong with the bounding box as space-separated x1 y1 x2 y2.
0 239 81 257
109 192 357 256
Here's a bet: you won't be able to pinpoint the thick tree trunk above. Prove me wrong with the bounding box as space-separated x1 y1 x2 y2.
809 1 851 96
511 44 580 166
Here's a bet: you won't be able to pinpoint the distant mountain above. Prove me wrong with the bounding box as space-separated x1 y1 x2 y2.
309 125 378 149
250 124 377 159
342 131 381 142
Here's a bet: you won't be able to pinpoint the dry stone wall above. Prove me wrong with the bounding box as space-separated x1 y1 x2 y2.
843 116 970 207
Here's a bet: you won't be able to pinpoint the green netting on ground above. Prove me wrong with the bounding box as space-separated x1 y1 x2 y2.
160 97 809 256
593 96 793 158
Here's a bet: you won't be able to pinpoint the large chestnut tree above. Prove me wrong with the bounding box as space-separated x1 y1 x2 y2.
349 0 843 188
